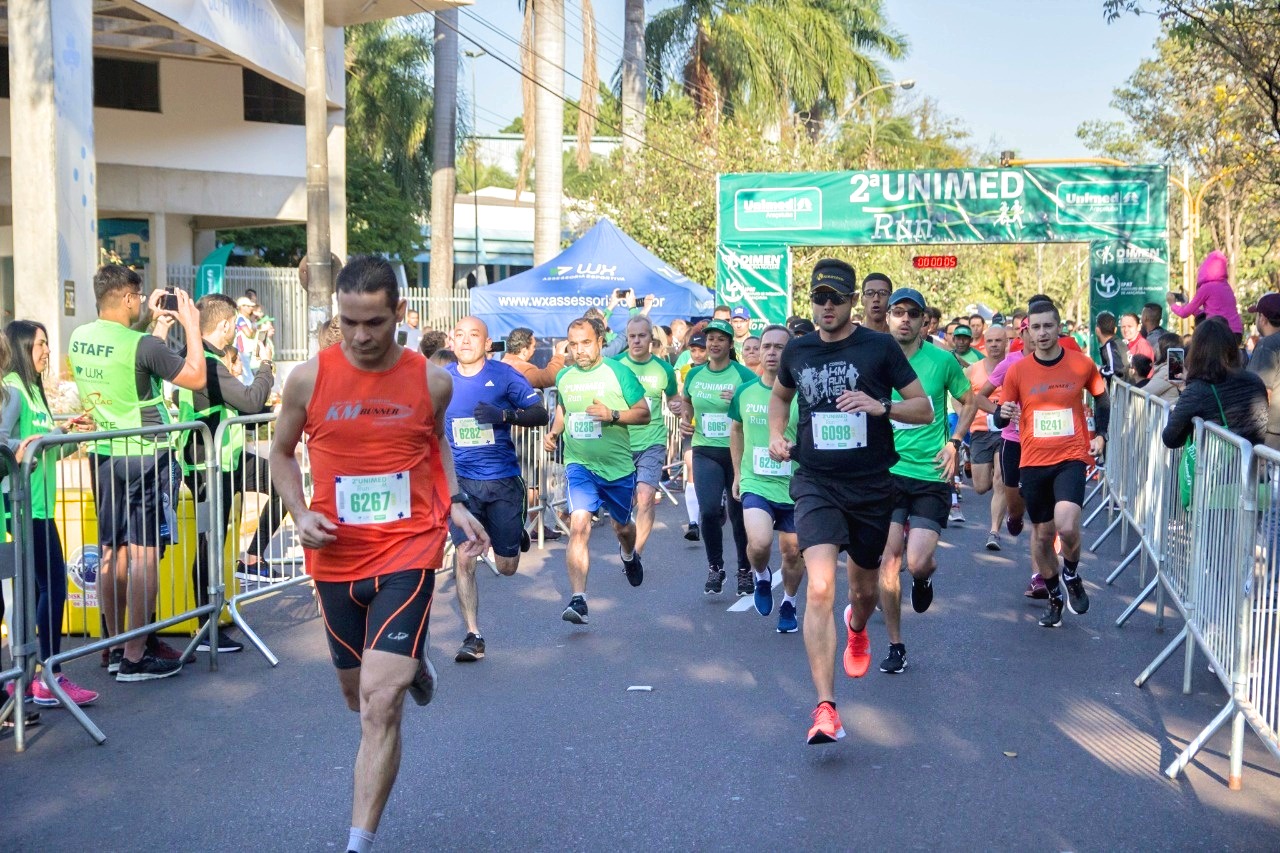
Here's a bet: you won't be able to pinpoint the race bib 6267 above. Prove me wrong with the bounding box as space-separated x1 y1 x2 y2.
335 472 411 526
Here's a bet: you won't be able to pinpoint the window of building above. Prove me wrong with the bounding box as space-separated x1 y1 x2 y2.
95 57 161 112
243 69 304 125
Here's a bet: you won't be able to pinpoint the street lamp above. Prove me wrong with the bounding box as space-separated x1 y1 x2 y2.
464 48 486 285
826 79 916 142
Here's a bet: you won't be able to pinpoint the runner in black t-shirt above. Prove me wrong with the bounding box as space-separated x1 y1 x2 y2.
769 259 932 745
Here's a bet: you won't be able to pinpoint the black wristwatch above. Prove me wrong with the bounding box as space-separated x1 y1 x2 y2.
879 398 892 417
450 491 469 506
610 409 620 424
949 437 963 451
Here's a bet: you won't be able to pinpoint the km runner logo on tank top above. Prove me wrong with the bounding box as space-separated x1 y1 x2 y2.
324 399 414 423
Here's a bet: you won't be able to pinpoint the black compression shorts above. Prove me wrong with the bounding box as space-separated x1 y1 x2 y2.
314 569 435 669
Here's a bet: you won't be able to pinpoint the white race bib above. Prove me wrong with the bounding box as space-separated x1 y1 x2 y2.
567 412 603 440
812 411 867 450
891 396 935 431
335 472 412 526
752 446 792 477
986 413 999 431
1033 408 1075 438
701 413 731 439
452 417 495 447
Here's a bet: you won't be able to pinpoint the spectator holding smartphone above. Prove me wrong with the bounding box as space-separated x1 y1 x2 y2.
1144 333 1185 403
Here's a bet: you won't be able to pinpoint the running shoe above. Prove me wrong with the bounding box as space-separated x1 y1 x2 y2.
736 568 753 597
5 680 33 700
1038 597 1064 628
1006 514 1024 537
684 523 701 542
455 632 485 662
842 605 871 678
407 655 437 706
1024 573 1049 599
520 528 532 553
704 565 725 595
235 559 284 582
806 702 846 745
107 649 124 674
33 675 99 707
147 634 187 662
776 600 798 633
1 710 39 729
911 577 934 613
116 654 183 682
196 628 244 654
621 549 644 587
1063 574 1090 615
754 569 773 616
879 643 907 674
561 595 589 625
985 532 1001 551
948 506 966 524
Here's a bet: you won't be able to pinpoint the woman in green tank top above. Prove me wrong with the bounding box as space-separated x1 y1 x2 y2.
3 321 99 707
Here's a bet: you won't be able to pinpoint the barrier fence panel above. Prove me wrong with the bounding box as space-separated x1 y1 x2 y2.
0 446 35 751
168 265 309 361
210 413 312 667
402 292 473 332
1086 379 1131 546
1238 445 1280 780
26 421 221 745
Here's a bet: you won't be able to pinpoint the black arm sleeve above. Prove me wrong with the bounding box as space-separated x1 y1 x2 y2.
1092 389 1110 439
993 409 1010 429
209 360 274 415
507 403 549 427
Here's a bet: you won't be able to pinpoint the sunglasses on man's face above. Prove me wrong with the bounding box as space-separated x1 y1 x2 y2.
889 307 923 320
811 291 850 307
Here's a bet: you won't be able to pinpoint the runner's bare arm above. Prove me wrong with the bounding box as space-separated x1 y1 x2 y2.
729 420 745 500
270 359 337 548
768 382 796 460
885 379 931 424
543 401 566 452
678 392 695 436
974 379 998 414
951 389 979 439
429 363 489 556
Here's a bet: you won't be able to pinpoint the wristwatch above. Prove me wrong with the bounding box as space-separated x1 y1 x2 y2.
879 398 893 417
949 437 963 451
611 409 620 423
450 491 470 505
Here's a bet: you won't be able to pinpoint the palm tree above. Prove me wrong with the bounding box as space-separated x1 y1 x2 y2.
428 10 459 324
532 0 565 264
621 0 646 160
644 0 905 132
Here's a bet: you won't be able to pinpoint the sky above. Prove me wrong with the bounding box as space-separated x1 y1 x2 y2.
454 0 1162 160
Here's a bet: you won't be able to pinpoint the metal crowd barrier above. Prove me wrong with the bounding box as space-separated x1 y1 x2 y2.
1244 445 1280 785
1085 380 1132 549
0 446 34 750
22 421 221 745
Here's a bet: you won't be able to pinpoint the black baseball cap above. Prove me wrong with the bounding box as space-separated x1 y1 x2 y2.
688 333 707 349
811 259 857 295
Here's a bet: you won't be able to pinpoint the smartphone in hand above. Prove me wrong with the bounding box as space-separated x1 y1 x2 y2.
161 286 179 312
1167 347 1185 381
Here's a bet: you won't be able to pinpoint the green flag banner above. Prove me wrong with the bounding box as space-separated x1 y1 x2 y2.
718 166 1167 247
195 243 234 299
1087 237 1169 352
715 244 791 332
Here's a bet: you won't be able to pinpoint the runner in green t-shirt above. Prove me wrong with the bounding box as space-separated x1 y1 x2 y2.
729 324 803 630
679 319 757 596
618 315 678 560
877 289 976 675
951 325 982 366
544 318 651 625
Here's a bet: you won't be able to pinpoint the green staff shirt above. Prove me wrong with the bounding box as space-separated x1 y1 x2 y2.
555 358 647 481
619 353 677 452
729 378 798 505
889 343 971 482
685 361 757 449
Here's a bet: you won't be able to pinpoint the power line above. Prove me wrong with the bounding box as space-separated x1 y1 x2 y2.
425 7 716 174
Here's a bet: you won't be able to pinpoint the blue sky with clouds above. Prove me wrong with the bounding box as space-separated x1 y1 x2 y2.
455 0 1161 159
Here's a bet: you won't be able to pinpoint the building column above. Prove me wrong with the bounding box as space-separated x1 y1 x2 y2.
150 212 168 290
328 110 347 262
9 0 96 362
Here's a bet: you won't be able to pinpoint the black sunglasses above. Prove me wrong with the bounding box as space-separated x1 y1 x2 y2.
811 292 850 307
889 307 923 320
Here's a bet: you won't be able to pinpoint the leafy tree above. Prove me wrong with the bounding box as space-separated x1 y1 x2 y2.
346 150 423 272
217 224 306 267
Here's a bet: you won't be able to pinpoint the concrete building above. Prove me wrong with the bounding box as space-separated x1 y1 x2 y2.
1 0 463 359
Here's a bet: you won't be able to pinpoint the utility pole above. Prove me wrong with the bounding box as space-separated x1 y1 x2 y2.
428 10 459 326
465 48 486 286
304 0 331 353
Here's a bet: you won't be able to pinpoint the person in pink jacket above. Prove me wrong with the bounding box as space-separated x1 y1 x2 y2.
1167 250 1243 334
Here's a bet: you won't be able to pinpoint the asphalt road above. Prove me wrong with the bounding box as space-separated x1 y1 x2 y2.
3 484 1279 852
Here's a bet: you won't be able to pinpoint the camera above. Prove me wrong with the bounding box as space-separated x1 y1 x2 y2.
488 340 506 354
161 286 179 312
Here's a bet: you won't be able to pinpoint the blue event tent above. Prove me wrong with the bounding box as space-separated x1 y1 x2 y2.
471 218 714 339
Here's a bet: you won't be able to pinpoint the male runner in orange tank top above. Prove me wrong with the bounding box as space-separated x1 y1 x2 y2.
271 256 488 853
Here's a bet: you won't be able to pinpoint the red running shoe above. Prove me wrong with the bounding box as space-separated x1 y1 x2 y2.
842 605 871 678
806 702 846 745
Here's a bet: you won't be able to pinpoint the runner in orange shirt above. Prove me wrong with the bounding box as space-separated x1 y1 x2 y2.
996 301 1109 628
271 256 488 853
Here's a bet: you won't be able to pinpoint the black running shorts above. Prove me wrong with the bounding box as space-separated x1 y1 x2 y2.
889 474 951 534
791 470 894 568
970 430 1003 466
1019 460 1087 525
1000 439 1022 488
450 475 526 558
314 569 436 669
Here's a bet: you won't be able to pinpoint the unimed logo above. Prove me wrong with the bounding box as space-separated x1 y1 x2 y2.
734 187 823 232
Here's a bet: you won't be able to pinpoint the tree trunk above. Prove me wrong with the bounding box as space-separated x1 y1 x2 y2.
534 0 565 265
621 0 645 162
429 10 459 327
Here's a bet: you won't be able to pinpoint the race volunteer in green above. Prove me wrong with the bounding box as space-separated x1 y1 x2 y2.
445 316 548 663
877 288 977 675
729 324 802 632
680 319 757 597
618 315 678 560
174 293 281 657
544 318 650 625
2 320 99 707
68 265 208 682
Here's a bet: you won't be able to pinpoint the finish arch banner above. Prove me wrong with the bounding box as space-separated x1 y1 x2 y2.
715 166 1169 334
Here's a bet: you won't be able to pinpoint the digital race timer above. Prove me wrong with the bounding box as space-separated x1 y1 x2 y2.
912 255 958 269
